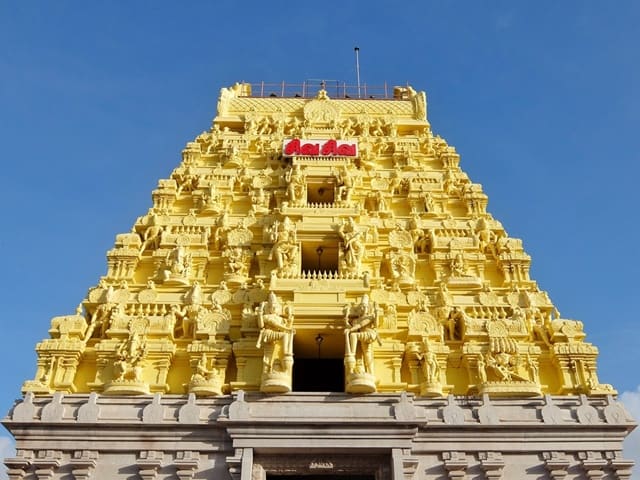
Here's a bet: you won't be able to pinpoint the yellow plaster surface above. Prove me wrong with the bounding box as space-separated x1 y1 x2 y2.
22 84 614 398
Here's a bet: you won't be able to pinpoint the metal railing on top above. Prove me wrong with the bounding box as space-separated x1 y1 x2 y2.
239 81 411 100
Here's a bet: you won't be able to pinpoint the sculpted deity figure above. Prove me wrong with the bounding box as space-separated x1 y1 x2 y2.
407 86 427 120
256 292 295 375
417 350 440 384
250 187 270 213
475 217 497 256
370 190 387 212
84 286 117 341
201 182 224 214
408 214 431 254
214 211 231 250
485 352 528 382
423 191 436 213
450 253 471 278
339 217 365 273
140 214 164 253
446 306 465 341
113 332 145 383
285 164 307 206
335 165 355 204
174 283 211 339
162 245 191 282
343 295 380 376
268 217 299 276
223 246 248 277
191 354 213 383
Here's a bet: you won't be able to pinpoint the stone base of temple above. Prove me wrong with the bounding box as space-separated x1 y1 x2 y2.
3 392 635 480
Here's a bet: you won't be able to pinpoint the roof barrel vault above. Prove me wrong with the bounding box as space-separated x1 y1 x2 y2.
3 81 635 480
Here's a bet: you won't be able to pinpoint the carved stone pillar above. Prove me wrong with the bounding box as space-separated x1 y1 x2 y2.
31 450 62 480
542 452 570 479
4 450 32 480
605 451 634 480
392 448 419 480
479 452 504 480
136 450 163 480
578 451 607 480
174 451 200 480
226 447 253 480
70 450 98 480
442 451 467 480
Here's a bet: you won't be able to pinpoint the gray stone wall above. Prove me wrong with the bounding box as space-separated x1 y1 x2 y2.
3 392 635 479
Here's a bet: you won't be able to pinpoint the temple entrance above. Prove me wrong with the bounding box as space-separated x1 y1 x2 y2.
293 358 344 392
268 476 374 479
256 454 389 480
292 333 345 392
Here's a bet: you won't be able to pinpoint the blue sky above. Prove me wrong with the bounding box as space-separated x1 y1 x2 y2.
1 1 639 473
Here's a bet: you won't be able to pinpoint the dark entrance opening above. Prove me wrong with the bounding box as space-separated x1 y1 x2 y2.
292 358 344 392
268 476 374 480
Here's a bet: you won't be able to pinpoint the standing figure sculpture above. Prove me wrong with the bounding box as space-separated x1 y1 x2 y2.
268 217 299 277
339 217 365 274
256 292 295 393
343 294 380 393
285 164 307 207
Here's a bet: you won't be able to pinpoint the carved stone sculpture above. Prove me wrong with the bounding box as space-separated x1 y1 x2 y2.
256 292 295 393
343 294 380 393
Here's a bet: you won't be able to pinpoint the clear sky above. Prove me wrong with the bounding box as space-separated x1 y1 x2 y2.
1 1 639 475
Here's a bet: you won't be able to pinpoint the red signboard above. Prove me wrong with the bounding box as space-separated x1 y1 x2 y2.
283 139 357 157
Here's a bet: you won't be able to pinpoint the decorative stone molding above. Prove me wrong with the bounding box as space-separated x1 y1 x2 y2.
174 451 200 480
441 395 465 425
577 394 601 425
136 450 163 480
31 450 62 480
604 450 634 480
76 392 100 422
40 392 65 422
542 451 570 479
476 393 499 425
4 450 33 480
178 393 201 424
142 393 165 423
479 451 504 480
11 392 36 422
226 448 245 480
70 450 98 480
393 392 417 421
442 451 467 479
541 394 564 424
578 451 607 479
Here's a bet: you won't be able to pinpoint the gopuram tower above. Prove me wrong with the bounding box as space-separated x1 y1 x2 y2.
3 81 635 479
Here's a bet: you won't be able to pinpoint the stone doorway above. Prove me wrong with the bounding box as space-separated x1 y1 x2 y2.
268 476 375 479
255 454 389 480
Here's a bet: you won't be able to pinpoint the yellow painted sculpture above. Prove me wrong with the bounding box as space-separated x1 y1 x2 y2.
23 83 614 398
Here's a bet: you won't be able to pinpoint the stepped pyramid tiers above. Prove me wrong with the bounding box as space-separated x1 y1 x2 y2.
4 82 635 479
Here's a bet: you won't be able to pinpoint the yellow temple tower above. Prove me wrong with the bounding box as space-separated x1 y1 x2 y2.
3 81 635 479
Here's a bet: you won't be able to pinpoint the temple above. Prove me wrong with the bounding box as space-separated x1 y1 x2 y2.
3 81 635 479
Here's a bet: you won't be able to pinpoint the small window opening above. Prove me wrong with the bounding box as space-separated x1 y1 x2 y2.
301 242 339 275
